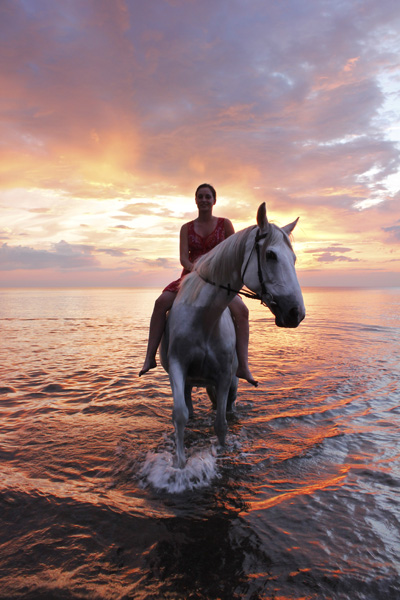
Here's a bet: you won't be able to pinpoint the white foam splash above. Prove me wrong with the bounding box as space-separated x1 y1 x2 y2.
139 446 219 493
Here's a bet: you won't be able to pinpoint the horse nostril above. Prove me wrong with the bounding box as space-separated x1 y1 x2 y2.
288 306 303 326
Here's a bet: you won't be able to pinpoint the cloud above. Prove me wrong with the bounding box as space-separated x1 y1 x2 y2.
97 247 127 257
27 207 52 214
140 257 178 270
305 246 353 254
53 240 93 255
119 201 181 219
1 0 399 205
382 223 400 242
0 241 99 270
120 203 164 216
1 0 400 286
315 252 359 263
306 244 360 263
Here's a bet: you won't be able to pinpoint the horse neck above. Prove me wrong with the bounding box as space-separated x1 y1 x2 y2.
192 226 255 311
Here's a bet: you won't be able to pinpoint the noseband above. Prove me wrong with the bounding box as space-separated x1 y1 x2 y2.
198 228 276 308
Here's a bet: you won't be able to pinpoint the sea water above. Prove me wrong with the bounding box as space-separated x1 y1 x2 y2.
0 287 399 599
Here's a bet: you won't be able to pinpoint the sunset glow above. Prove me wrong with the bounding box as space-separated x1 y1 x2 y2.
1 0 400 288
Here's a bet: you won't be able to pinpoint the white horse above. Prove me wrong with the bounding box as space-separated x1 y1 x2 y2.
160 203 305 468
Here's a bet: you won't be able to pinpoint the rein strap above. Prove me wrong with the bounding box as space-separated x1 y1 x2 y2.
197 228 272 307
199 276 262 301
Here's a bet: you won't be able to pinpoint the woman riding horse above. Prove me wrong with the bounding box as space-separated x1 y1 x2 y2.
139 183 257 386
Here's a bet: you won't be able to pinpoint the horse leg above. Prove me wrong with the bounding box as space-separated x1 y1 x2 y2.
184 383 194 418
208 382 236 413
169 362 189 469
227 376 238 413
206 385 217 410
214 381 230 447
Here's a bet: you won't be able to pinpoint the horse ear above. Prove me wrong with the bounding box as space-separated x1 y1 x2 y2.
282 217 299 235
257 203 268 230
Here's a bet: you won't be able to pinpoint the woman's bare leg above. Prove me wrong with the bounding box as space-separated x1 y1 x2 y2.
229 296 258 387
139 291 176 376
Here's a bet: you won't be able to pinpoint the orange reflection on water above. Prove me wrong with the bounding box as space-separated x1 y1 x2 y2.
260 596 313 600
242 465 350 514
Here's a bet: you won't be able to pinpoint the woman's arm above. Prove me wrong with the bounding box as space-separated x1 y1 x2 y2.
224 218 235 238
179 223 193 271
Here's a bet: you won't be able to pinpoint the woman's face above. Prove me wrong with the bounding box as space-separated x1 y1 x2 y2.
195 186 216 210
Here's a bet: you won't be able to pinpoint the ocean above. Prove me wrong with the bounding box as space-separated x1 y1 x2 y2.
0 287 399 600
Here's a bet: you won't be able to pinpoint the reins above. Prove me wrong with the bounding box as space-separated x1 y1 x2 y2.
197 228 275 308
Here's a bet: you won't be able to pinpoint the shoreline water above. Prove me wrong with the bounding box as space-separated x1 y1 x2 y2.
1 287 399 599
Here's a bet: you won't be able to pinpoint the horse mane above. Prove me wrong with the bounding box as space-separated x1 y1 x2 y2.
179 223 288 302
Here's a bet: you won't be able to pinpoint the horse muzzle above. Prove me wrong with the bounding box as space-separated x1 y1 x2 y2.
273 304 305 328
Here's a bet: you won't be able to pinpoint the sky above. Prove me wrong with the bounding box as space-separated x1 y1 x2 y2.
1 0 400 288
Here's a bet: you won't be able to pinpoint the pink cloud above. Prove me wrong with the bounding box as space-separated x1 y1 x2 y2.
1 0 398 199
0 241 99 270
1 0 400 286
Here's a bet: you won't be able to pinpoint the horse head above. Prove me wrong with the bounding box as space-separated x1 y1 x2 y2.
243 203 305 328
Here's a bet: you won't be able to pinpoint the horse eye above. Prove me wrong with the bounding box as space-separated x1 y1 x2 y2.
266 250 277 261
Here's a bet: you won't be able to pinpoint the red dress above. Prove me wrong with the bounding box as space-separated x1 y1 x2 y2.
163 218 227 293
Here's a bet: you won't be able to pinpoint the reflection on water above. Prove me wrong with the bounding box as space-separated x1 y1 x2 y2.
0 287 400 599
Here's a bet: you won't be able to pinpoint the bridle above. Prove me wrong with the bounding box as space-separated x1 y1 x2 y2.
197 228 276 308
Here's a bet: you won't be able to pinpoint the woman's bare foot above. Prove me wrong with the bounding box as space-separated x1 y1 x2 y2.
236 367 258 387
139 358 157 376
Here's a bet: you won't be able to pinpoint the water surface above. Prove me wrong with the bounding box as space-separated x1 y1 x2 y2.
0 287 399 599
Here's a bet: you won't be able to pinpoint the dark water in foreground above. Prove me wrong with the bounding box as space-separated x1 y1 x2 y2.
0 287 399 600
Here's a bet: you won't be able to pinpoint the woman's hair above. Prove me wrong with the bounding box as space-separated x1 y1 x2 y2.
195 183 217 202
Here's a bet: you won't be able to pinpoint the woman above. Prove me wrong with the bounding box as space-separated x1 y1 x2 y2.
139 183 257 386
